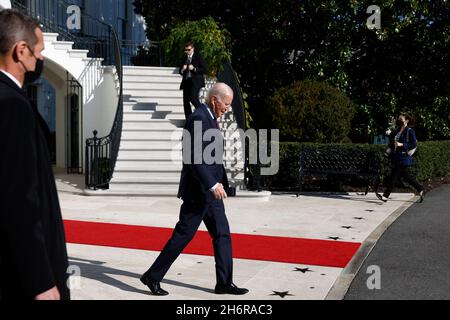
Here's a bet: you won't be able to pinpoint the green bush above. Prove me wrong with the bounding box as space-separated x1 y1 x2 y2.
410 140 450 182
162 17 232 77
270 80 356 143
259 140 450 191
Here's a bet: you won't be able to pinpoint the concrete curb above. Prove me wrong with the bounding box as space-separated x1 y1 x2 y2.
325 195 418 300
82 189 272 200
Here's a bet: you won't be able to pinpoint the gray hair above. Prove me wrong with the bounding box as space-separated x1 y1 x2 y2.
206 82 234 104
0 9 42 56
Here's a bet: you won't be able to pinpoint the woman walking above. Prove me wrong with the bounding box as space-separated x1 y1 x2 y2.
377 113 424 203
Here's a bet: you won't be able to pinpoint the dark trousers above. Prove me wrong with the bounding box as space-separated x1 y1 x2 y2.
183 80 202 119
383 163 423 198
146 199 233 286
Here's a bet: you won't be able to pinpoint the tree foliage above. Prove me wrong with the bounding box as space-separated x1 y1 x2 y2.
133 0 450 141
162 17 232 77
270 80 355 142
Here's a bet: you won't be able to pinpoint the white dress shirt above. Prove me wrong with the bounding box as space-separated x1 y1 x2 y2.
0 70 22 88
204 104 221 193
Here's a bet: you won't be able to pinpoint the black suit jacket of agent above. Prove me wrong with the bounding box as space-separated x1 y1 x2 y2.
177 104 230 203
179 51 208 90
0 71 70 300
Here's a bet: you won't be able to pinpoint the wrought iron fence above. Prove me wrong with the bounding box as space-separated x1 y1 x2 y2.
120 40 165 67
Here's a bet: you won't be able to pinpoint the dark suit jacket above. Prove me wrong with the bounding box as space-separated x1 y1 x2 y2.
388 127 417 167
0 71 70 300
177 104 229 203
179 52 208 90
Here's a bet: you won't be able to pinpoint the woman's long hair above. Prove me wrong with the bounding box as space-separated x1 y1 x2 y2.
400 112 415 127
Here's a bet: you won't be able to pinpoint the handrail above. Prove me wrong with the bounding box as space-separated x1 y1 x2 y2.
217 61 247 131
84 25 123 190
217 61 252 189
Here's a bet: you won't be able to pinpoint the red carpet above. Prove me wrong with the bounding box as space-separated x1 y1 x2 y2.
64 220 361 268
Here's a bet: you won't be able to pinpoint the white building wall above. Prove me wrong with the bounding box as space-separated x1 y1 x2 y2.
42 34 119 170
83 67 119 140
0 0 11 9
74 0 146 43
127 1 147 43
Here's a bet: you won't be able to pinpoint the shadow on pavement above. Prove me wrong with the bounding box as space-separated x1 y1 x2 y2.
69 257 214 296
161 279 215 294
295 192 417 204
69 257 149 296
54 168 85 194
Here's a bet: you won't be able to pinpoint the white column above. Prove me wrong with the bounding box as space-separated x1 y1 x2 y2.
0 0 11 10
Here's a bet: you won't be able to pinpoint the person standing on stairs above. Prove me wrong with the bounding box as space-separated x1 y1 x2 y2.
179 41 208 119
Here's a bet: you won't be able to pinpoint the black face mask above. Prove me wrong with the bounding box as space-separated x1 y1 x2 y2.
396 119 405 127
24 58 44 85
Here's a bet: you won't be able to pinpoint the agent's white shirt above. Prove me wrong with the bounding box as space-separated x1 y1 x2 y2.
0 69 22 88
204 104 220 192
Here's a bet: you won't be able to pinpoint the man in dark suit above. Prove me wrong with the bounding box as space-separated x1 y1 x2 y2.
141 83 249 296
0 9 70 300
179 41 208 119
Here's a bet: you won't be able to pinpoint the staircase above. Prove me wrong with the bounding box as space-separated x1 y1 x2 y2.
44 33 101 80
108 66 183 195
43 32 120 100
42 37 257 198
99 66 246 197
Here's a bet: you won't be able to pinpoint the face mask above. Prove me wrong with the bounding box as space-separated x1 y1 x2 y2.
396 119 405 127
24 57 44 85
18 45 44 85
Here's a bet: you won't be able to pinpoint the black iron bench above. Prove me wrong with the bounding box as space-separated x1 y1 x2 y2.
297 146 381 196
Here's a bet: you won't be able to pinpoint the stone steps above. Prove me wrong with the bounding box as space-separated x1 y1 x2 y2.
106 66 245 196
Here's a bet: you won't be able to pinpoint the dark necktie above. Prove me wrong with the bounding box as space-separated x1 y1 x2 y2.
185 55 192 79
215 118 220 130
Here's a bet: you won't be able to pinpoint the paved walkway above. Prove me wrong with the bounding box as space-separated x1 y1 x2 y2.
345 184 450 300
55 173 420 300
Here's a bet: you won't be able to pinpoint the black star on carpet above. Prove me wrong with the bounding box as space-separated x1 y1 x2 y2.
342 226 353 229
354 217 364 220
328 237 341 241
270 291 294 298
294 267 313 273
365 210 375 212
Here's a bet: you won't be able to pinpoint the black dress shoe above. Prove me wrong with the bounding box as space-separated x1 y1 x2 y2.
376 193 388 202
215 283 249 295
140 273 169 296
